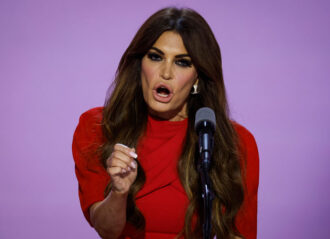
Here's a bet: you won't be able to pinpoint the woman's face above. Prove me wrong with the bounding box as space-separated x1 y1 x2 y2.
141 31 198 121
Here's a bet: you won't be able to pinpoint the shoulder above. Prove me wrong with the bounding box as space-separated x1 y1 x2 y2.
232 120 259 161
72 107 104 156
72 107 109 224
75 107 104 139
232 122 258 155
78 106 103 125
231 122 257 158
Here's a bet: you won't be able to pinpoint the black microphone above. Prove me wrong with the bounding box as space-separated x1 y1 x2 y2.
194 107 216 171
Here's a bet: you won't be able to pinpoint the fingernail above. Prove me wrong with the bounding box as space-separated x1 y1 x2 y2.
117 143 129 148
127 166 131 171
121 169 126 174
131 161 137 169
129 151 138 159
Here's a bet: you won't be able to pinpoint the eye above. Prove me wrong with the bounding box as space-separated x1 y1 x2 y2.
176 58 193 67
147 52 162 61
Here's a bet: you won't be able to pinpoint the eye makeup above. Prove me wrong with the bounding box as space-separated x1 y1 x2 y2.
147 52 162 61
175 58 192 67
146 48 193 67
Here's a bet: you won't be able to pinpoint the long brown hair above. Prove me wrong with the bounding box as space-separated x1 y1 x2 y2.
101 7 244 239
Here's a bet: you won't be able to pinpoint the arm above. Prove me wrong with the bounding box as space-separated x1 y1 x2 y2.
234 123 259 239
89 144 138 239
89 190 128 239
72 108 138 238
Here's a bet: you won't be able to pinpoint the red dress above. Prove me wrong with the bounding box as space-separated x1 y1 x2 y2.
72 107 259 238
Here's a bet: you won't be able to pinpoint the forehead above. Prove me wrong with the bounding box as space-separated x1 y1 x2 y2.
152 31 188 54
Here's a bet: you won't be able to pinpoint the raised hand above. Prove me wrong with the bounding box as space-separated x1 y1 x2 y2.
106 143 138 194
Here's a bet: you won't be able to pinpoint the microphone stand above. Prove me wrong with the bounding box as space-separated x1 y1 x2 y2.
195 109 216 239
198 151 214 239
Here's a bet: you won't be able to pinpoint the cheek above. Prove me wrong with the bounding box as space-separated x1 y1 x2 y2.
141 59 156 100
176 71 197 93
141 59 157 87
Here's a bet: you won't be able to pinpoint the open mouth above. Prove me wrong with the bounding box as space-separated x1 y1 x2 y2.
156 86 171 97
152 83 173 103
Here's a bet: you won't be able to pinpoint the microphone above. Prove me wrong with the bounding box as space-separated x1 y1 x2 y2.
194 107 216 171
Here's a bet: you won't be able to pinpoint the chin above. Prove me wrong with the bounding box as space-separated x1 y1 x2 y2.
149 101 172 112
148 102 185 121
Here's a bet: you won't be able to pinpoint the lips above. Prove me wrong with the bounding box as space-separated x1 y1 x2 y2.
152 83 173 103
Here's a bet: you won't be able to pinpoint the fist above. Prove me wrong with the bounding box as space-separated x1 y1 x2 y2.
106 143 138 194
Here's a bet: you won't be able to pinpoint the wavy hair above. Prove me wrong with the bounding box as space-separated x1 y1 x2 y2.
101 7 244 239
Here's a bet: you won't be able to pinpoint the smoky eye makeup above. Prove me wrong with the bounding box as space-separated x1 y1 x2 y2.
147 52 162 61
146 49 193 67
176 58 193 67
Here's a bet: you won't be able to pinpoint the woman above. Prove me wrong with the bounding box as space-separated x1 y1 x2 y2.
72 7 259 239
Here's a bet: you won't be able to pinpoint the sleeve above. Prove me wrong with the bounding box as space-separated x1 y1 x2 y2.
234 123 259 239
72 107 110 225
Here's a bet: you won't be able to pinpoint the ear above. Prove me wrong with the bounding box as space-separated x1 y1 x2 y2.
194 77 199 86
191 78 199 95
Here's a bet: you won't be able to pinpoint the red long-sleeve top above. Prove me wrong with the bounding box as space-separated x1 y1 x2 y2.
72 107 259 238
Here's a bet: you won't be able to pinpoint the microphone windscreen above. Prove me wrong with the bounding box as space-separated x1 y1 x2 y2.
194 107 216 130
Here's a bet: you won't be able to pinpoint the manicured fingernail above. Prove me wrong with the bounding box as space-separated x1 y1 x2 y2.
121 169 126 174
127 167 131 172
117 143 129 148
130 152 138 158
131 161 137 169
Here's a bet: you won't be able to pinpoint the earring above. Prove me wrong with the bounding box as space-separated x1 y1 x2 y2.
191 84 199 95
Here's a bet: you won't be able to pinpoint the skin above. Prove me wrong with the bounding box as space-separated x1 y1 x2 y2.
90 144 138 238
89 31 199 238
141 31 198 121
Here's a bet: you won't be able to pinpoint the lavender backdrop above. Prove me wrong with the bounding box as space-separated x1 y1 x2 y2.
1 0 329 238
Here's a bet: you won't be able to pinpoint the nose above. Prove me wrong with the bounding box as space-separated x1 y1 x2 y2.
160 60 173 80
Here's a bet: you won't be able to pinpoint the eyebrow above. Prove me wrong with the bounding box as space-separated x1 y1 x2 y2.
150 47 191 58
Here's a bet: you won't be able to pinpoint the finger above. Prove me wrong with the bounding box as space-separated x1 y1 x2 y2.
108 166 123 176
112 155 137 170
130 159 137 170
106 151 128 167
108 165 135 177
106 145 138 171
108 151 134 170
109 158 130 170
108 155 138 173
107 166 134 175
114 143 138 159
109 155 137 170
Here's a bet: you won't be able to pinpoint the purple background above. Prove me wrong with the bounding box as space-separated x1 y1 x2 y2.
1 0 329 238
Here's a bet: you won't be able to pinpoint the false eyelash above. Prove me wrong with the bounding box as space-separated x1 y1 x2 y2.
176 59 192 67
147 53 162 61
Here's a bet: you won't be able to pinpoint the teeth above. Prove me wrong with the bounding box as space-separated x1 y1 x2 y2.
158 92 169 97
155 85 171 98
